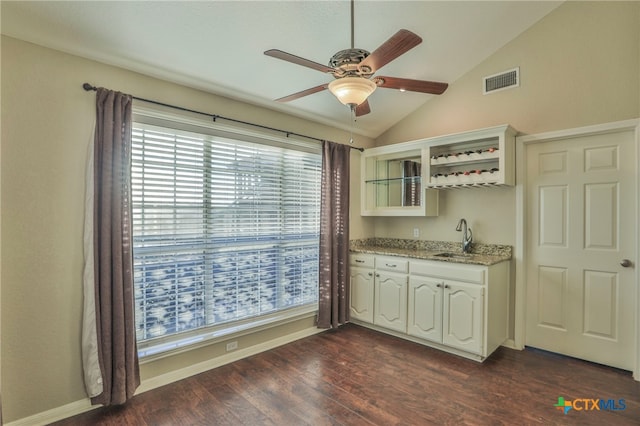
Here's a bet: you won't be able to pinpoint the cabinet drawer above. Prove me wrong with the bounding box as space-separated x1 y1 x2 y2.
410 260 485 284
376 256 409 273
350 254 374 268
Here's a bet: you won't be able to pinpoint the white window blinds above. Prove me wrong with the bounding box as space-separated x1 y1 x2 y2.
131 123 321 345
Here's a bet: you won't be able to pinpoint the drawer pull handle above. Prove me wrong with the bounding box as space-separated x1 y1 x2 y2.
436 283 442 288
355 259 365 263
386 263 397 268
368 272 373 276
444 284 450 289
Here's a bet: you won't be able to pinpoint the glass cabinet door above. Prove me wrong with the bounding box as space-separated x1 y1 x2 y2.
369 157 422 208
362 148 438 216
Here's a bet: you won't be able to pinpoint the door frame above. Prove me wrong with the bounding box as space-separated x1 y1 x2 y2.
514 118 640 380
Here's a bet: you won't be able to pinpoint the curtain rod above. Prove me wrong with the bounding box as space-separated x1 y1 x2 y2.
82 83 364 152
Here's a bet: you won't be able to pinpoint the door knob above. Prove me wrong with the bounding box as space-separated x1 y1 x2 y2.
620 259 633 268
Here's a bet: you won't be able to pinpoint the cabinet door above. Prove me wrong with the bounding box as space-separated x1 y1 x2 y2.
442 281 484 354
407 277 443 342
349 267 375 323
374 272 408 332
361 147 439 217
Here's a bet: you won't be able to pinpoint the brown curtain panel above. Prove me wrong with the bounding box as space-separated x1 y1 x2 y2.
91 88 140 405
318 141 351 329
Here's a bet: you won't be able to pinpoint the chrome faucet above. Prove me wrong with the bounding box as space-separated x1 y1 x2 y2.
456 218 473 253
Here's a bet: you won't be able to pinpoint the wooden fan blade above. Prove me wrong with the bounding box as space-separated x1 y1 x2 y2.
359 30 422 73
355 100 371 117
375 76 448 95
274 84 328 102
265 49 335 74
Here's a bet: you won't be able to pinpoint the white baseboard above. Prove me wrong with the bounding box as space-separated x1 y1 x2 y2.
5 399 95 426
6 326 324 426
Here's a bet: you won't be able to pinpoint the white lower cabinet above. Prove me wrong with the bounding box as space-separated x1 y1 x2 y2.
407 276 443 342
374 271 408 332
349 266 375 323
442 280 484 354
349 254 409 332
349 254 375 323
408 277 484 354
350 252 509 361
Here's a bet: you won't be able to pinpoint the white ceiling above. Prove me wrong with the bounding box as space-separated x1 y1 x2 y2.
1 1 561 138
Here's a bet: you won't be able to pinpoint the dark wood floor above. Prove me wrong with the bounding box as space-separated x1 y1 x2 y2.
52 323 640 425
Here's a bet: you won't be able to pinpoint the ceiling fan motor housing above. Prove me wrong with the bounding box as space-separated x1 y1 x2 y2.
329 48 373 77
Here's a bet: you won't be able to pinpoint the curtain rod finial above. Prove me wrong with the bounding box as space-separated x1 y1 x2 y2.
83 83 97 91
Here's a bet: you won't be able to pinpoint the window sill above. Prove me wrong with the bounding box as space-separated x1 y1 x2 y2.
138 304 318 364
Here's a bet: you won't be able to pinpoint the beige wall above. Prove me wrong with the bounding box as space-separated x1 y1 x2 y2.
0 36 373 422
373 1 639 244
0 18 3 423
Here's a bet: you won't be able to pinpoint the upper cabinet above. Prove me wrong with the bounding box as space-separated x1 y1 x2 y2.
425 125 516 188
361 145 439 216
360 125 516 216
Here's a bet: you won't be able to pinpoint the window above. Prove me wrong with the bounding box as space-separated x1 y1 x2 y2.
131 119 321 355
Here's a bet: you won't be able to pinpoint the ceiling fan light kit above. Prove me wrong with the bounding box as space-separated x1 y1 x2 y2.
328 77 377 107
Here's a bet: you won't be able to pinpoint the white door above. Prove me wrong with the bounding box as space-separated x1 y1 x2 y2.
374 272 408 332
525 129 636 370
407 276 443 342
443 281 484 354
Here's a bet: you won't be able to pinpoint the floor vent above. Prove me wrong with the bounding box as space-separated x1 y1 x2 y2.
483 67 519 94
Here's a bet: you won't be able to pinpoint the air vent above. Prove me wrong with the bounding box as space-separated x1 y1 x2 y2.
483 67 519 94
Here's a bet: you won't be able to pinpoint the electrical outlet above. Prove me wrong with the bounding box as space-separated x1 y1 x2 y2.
413 228 420 238
226 341 238 352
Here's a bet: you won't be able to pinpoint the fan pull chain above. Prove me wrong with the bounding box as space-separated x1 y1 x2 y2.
349 104 356 144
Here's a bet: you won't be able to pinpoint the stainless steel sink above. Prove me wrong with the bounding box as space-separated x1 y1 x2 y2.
433 252 472 259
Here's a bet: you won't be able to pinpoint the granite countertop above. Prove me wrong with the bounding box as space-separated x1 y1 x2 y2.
350 238 512 266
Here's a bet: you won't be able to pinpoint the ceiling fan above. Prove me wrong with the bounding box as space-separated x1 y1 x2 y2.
264 0 448 116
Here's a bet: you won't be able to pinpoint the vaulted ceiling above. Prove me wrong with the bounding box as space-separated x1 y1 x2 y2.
1 1 561 138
